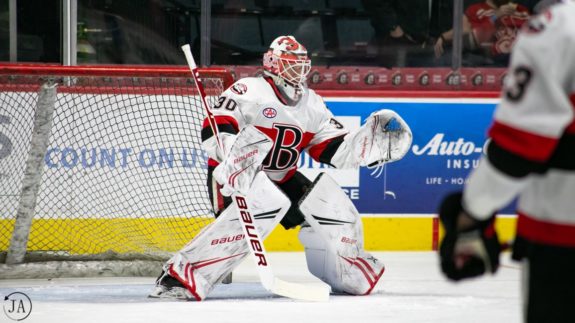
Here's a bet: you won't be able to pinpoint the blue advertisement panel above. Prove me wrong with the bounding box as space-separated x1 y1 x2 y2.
304 98 515 215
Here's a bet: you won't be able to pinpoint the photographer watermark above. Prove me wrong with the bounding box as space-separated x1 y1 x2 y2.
3 292 32 321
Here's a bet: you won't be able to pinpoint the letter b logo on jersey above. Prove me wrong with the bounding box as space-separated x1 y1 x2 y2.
264 124 303 171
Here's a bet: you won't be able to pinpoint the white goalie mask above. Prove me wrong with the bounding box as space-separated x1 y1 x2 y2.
263 35 311 102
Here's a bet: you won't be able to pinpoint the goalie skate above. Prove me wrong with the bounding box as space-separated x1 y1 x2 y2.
149 270 195 300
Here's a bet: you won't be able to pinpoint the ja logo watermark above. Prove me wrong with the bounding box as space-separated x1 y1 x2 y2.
3 292 32 321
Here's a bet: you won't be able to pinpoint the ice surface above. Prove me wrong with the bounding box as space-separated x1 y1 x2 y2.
0 252 521 323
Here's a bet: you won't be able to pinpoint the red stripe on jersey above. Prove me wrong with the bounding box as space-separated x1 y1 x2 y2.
264 76 288 105
253 126 314 153
254 126 278 143
488 121 558 162
516 212 575 247
307 137 338 161
301 132 315 151
274 168 298 184
566 119 575 134
254 125 314 153
202 115 239 132
566 94 575 134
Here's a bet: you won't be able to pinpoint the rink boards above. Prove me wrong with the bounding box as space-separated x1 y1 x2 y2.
0 216 517 252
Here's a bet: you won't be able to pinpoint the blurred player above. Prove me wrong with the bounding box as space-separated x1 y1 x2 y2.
149 35 412 300
438 2 575 322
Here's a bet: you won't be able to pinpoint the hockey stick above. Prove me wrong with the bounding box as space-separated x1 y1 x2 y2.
181 44 329 302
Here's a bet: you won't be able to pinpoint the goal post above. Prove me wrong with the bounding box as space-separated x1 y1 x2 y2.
7 82 58 265
0 64 234 277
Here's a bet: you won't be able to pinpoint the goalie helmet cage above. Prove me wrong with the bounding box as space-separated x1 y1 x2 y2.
0 64 234 278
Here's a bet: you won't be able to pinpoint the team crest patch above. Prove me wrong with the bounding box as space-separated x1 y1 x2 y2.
231 83 248 95
262 107 277 118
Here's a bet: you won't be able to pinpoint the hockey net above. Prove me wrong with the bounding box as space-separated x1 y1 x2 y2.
0 65 234 278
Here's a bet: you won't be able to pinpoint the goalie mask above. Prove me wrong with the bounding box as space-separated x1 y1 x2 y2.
263 35 311 102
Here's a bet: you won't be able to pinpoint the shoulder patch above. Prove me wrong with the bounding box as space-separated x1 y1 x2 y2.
262 107 277 119
231 83 248 95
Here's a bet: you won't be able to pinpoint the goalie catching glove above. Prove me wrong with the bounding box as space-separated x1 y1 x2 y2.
438 192 501 281
330 109 412 169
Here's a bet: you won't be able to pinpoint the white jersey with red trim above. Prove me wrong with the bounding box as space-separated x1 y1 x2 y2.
462 2 575 247
202 76 348 183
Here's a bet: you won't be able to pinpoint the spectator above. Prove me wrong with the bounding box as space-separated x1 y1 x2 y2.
361 0 433 67
518 0 545 13
434 0 530 66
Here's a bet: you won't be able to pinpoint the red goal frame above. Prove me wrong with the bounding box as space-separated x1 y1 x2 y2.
0 64 235 95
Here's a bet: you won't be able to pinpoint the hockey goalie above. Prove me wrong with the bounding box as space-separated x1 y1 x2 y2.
149 35 412 300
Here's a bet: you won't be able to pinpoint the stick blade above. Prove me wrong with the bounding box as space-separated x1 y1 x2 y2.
271 278 330 302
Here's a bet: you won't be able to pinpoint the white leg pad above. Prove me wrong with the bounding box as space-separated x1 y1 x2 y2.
162 172 290 300
298 173 385 295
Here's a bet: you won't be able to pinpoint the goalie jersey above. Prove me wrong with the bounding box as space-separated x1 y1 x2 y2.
201 76 348 183
462 2 575 248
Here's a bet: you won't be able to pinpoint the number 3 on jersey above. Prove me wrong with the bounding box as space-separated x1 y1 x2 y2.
214 96 237 111
505 66 532 102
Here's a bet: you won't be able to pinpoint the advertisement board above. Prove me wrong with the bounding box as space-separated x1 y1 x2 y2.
301 97 515 215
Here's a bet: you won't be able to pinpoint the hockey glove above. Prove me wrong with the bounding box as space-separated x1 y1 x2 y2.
212 125 273 196
438 192 501 281
330 109 412 169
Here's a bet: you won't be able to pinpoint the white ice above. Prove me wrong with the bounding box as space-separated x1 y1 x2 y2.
0 252 522 323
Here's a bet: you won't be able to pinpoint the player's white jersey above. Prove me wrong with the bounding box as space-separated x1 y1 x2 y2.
463 2 575 247
202 76 348 182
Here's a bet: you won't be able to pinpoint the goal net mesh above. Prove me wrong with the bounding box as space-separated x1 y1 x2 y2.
0 66 233 274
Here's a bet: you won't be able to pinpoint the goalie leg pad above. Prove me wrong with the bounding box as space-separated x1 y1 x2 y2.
298 173 385 295
150 172 291 301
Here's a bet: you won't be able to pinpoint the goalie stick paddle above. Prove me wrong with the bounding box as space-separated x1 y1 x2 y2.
181 44 330 302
